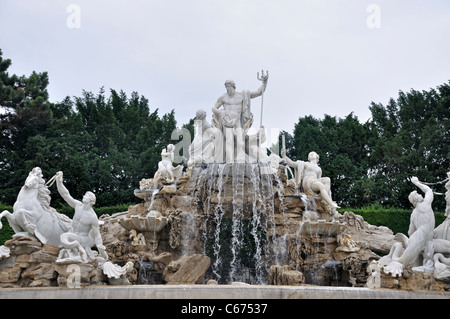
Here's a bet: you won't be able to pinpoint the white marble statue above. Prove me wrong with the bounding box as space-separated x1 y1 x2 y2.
281 150 340 212
212 74 268 163
54 171 108 263
247 126 281 173
430 173 450 279
432 174 450 252
159 144 176 183
443 172 450 218
0 245 10 260
130 229 146 246
0 167 72 246
381 177 435 277
154 144 183 186
366 260 381 289
248 126 268 163
188 109 223 168
102 260 134 284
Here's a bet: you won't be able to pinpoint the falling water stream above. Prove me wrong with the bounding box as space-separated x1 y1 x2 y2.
196 162 280 284
272 172 288 265
229 163 245 282
249 163 264 283
189 161 346 285
211 163 227 282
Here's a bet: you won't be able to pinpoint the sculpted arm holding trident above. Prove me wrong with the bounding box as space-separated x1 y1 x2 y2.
212 71 268 163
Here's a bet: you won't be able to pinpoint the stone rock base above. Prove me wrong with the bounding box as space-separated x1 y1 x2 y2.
269 265 305 286
163 254 211 284
0 236 108 288
0 237 61 288
379 270 449 292
55 260 106 287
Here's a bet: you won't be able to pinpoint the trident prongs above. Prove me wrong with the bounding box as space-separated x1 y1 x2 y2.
257 70 268 82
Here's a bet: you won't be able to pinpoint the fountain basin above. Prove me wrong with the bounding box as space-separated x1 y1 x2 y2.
134 188 156 200
1 285 448 299
118 210 168 232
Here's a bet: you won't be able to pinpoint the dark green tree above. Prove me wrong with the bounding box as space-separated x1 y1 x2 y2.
0 49 53 203
366 83 450 210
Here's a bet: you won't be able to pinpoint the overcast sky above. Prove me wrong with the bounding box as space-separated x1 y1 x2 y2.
1 0 449 140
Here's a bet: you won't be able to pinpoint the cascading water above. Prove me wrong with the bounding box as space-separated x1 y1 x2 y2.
181 211 197 255
272 172 289 265
211 163 227 282
249 163 265 284
148 189 160 255
201 164 218 256
295 222 304 271
189 161 346 286
149 189 159 210
300 194 318 221
295 193 343 285
229 163 245 282
136 260 154 284
198 162 282 284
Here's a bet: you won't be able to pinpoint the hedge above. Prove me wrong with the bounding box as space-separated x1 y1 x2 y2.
0 204 13 245
338 206 446 235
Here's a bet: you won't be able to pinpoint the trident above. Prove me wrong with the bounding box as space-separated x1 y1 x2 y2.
257 70 268 127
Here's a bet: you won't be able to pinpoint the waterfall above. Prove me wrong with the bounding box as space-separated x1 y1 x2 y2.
272 172 288 265
200 162 279 284
149 189 159 210
295 221 304 270
201 164 218 256
211 163 227 282
300 194 317 220
229 163 245 282
136 260 154 284
181 211 197 255
249 163 264 284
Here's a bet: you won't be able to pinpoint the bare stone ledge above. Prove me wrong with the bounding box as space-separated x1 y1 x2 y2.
0 285 449 299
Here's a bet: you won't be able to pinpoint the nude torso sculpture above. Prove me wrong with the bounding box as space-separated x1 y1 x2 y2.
382 177 435 276
212 76 268 163
55 171 108 263
282 150 340 212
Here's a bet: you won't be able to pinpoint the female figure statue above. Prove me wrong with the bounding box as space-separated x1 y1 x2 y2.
281 150 340 212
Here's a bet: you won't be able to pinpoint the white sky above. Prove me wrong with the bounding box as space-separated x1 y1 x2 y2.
1 0 449 138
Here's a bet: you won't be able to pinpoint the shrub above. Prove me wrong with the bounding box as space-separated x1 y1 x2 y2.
0 203 14 245
339 205 446 235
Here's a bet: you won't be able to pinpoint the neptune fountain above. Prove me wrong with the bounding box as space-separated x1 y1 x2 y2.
1 73 449 298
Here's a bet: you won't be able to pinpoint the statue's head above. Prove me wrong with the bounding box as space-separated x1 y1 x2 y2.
224 80 236 91
31 167 43 178
83 191 96 206
408 190 423 206
308 151 319 162
167 144 175 152
196 109 207 120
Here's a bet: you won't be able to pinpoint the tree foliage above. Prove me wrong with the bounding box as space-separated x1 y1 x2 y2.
289 82 450 210
0 49 179 206
1 49 449 211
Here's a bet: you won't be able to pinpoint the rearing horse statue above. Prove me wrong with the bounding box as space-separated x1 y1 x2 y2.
0 167 72 246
